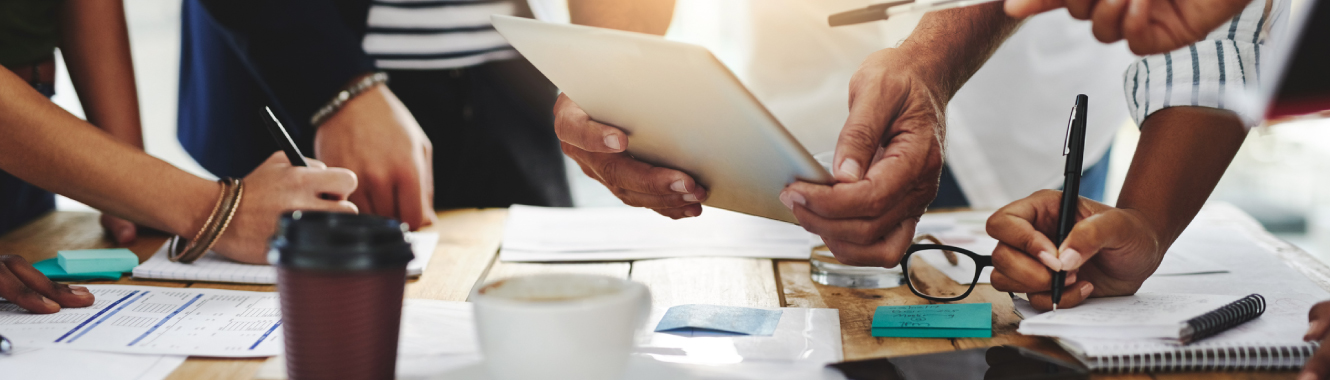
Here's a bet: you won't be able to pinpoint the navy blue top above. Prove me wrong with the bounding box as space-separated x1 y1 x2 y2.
178 0 375 178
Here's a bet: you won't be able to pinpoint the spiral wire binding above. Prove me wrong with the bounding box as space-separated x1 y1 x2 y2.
1085 294 1319 373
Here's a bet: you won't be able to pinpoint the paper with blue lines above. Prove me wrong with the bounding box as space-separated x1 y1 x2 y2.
0 285 282 357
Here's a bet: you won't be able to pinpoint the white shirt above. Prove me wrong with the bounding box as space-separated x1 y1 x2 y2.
665 0 1136 209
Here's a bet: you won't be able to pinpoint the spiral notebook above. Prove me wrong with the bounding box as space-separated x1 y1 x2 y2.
131 232 439 284
1015 294 1317 373
1008 203 1330 373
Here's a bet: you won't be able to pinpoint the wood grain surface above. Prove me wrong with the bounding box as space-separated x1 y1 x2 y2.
0 209 1317 380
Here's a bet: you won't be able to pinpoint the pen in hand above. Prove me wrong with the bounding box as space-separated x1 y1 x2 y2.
260 107 308 167
1052 94 1089 311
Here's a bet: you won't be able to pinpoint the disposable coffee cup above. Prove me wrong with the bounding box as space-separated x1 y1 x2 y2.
472 274 651 380
270 211 414 380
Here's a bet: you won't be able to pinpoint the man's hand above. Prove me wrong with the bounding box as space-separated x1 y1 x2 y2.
211 153 359 263
553 93 708 219
0 255 94 314
1301 302 1330 380
315 83 436 230
1005 0 1253 55
777 48 945 267
987 190 1164 311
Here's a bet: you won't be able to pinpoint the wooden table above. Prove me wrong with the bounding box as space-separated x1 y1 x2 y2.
4 209 1326 380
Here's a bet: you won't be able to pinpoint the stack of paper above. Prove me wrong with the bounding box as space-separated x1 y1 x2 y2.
132 232 438 284
500 206 813 261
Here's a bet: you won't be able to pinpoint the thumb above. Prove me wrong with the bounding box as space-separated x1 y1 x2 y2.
1057 209 1134 272
834 85 899 182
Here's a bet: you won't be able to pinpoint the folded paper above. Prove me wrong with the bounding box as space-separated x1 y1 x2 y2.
655 304 783 337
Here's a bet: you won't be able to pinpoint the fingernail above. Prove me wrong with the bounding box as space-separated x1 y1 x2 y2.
779 191 794 210
70 286 91 296
1037 251 1063 271
684 208 699 217
1298 372 1317 380
1080 282 1094 298
683 194 699 202
603 134 622 151
1059 248 1083 271
670 180 688 193
838 158 862 181
1065 273 1077 285
42 297 59 309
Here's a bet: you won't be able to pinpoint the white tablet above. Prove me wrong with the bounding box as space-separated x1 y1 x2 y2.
493 15 833 224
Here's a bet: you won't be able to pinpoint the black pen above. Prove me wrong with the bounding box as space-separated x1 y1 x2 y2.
1052 94 1089 311
261 107 308 167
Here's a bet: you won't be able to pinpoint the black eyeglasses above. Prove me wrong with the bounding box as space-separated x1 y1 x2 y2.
900 238 993 302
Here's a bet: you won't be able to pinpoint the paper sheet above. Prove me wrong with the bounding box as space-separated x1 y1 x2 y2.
500 206 812 261
256 302 842 379
131 232 438 284
0 348 185 380
655 305 783 336
0 285 282 357
1017 293 1243 339
1015 203 1330 357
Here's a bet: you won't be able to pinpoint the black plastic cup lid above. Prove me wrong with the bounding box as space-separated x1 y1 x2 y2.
268 211 414 271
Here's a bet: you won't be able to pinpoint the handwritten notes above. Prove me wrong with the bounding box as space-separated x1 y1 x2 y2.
871 303 992 338
1017 293 1243 340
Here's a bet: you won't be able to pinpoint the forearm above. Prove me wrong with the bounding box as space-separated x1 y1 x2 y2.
1116 107 1247 251
0 69 212 237
568 0 675 35
58 0 143 149
896 2 1021 102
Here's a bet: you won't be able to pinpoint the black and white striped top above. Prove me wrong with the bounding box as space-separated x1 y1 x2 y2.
1122 0 1286 128
362 0 519 70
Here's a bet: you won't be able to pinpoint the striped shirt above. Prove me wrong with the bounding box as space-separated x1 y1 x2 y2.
1123 0 1286 128
362 0 520 70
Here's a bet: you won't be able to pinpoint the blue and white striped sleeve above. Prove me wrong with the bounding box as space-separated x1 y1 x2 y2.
1123 0 1281 128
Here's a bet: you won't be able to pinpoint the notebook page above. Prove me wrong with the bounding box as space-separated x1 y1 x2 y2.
1018 293 1243 339
1015 204 1330 358
131 232 438 284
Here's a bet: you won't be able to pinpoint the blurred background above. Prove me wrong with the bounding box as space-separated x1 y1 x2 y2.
53 0 1330 262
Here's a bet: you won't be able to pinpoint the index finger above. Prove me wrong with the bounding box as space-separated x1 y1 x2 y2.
553 94 627 154
985 194 1061 268
786 132 933 219
395 169 428 231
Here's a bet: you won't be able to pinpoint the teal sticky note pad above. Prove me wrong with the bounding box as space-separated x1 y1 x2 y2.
34 258 122 281
871 303 992 338
57 249 139 274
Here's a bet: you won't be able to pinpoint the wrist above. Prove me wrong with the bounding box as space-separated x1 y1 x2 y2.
311 72 389 127
168 176 224 240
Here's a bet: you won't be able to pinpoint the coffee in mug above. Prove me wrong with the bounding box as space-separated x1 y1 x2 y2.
472 274 651 380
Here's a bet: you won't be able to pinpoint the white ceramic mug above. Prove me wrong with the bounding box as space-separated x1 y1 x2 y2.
472 274 651 380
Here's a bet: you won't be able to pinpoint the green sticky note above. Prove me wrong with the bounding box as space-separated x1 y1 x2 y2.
34 258 122 281
57 249 139 274
872 303 992 338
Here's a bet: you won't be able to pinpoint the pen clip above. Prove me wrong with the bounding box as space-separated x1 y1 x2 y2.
1062 103 1077 156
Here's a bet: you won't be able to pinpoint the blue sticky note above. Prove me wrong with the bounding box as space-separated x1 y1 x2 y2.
34 258 123 281
872 303 992 338
654 304 783 337
57 249 139 274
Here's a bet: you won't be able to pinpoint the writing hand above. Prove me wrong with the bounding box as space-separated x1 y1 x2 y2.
210 153 359 263
986 190 1163 311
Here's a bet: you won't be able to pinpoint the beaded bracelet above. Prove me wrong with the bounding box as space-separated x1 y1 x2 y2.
169 178 244 263
309 72 389 127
